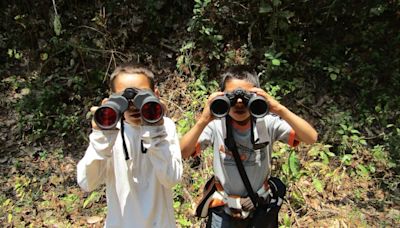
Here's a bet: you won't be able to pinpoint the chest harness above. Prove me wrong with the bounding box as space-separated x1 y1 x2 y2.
196 117 286 219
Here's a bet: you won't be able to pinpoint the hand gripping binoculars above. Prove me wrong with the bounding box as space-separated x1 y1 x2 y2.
210 88 269 118
94 88 164 129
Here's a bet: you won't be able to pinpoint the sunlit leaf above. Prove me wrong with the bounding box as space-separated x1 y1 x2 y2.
7 49 13 57
20 88 30 95
40 53 48 61
53 15 62 36
7 213 12 223
356 164 369 177
289 152 300 177
282 163 289 176
341 154 352 165
307 147 319 157
272 59 281 66
320 152 330 165
326 151 335 157
312 177 324 193
83 191 101 208
14 52 22 60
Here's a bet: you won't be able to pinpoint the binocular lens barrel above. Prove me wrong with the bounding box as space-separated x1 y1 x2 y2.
210 92 268 118
249 97 268 118
133 91 164 123
93 89 164 129
94 96 129 130
94 106 120 129
210 97 230 118
141 102 163 123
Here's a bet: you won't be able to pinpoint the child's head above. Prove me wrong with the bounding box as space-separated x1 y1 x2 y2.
220 65 260 122
110 63 155 93
109 63 158 126
220 65 260 91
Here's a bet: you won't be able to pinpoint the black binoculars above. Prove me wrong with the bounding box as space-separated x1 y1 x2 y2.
210 88 269 118
94 88 164 129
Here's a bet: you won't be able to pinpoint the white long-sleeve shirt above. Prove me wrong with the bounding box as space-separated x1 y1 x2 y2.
77 117 183 228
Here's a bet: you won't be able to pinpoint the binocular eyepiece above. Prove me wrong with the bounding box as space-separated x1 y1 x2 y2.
210 88 269 118
94 88 164 129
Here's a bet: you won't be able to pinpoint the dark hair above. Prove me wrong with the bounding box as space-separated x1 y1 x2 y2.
220 65 260 91
109 63 155 92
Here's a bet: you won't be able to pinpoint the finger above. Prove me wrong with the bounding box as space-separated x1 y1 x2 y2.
242 202 254 211
90 106 99 114
240 197 254 210
91 119 100 130
208 92 225 103
244 200 254 208
101 98 109 105
249 88 267 97
249 87 262 92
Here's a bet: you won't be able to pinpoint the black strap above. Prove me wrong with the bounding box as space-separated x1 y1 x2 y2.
120 116 130 160
121 117 147 160
225 116 259 208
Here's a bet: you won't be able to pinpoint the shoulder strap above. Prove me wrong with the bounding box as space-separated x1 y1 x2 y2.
120 117 130 160
225 116 259 208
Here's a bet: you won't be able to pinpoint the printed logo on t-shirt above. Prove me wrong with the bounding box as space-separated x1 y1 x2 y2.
219 143 266 166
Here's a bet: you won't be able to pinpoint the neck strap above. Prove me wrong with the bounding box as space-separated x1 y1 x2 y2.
225 116 259 208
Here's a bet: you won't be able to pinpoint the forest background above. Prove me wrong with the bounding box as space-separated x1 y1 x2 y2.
0 0 399 227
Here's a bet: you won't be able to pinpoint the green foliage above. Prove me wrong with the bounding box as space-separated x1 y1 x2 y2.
288 151 300 179
1 0 400 226
53 15 62 36
83 191 102 209
61 193 79 213
312 177 324 193
177 41 196 75
308 144 335 165
7 49 23 60
14 72 93 141
176 67 218 136
188 0 223 61
278 146 304 182
336 123 367 153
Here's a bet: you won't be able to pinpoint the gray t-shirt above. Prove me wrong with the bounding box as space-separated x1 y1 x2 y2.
198 114 296 196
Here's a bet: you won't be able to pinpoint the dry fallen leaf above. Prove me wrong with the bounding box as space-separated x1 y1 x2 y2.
86 216 103 224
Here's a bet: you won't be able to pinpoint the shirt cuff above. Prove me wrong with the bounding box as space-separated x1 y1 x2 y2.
288 129 300 147
192 142 202 157
141 125 167 138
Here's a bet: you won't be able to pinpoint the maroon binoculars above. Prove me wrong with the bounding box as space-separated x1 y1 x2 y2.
94 88 164 129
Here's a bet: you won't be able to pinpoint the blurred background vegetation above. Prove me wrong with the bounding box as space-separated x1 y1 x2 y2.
0 0 399 227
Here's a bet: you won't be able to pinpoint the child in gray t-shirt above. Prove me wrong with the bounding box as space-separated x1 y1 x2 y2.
180 65 318 228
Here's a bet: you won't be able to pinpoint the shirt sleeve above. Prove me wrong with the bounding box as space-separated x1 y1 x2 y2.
269 115 299 147
76 129 119 192
141 117 183 189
